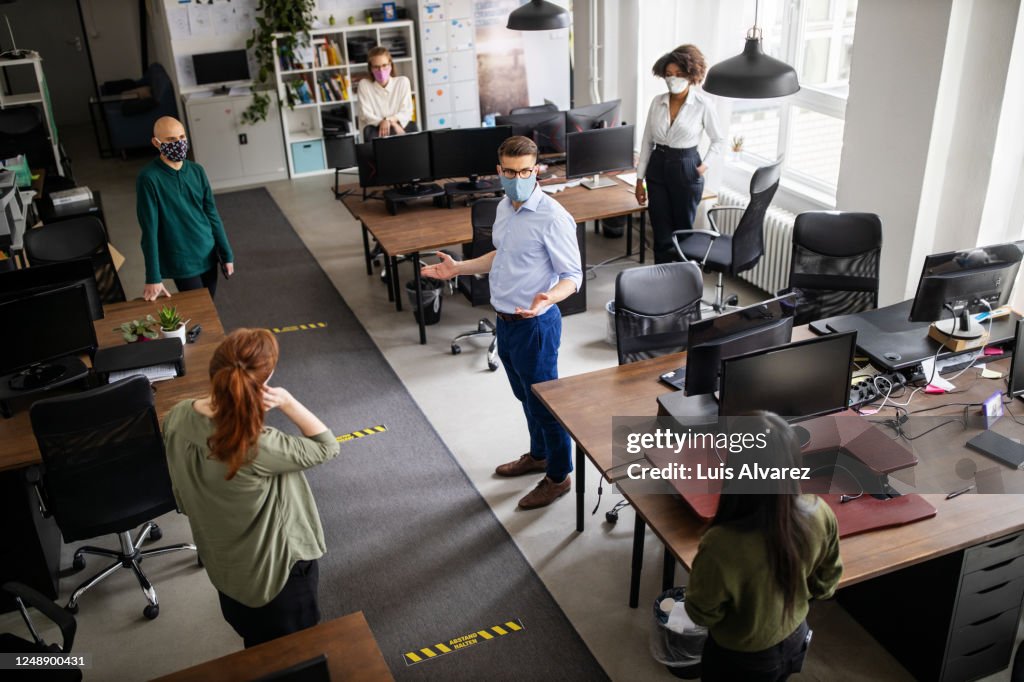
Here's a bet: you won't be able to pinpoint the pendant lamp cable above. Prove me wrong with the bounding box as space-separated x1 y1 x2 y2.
747 0 763 41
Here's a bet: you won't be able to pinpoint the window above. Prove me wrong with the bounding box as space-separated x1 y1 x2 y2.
728 0 858 196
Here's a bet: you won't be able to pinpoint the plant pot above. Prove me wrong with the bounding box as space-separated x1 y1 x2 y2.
161 325 187 345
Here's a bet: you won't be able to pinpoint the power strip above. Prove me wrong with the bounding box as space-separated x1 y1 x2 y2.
849 372 908 408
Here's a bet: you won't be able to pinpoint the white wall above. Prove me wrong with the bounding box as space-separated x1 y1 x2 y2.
836 0 955 305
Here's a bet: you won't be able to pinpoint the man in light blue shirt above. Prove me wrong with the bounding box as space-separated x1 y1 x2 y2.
422 136 582 509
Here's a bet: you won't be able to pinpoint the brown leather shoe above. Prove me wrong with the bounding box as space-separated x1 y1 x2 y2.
518 476 571 510
495 453 547 477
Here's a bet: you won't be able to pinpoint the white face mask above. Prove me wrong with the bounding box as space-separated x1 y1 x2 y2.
666 76 689 95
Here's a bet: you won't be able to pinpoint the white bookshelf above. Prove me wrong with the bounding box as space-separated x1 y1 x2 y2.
0 54 65 176
273 20 422 179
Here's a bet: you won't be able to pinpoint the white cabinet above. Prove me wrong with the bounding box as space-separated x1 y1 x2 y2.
184 92 287 189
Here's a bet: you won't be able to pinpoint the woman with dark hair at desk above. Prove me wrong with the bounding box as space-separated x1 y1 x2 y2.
685 412 842 681
162 328 339 648
635 44 723 264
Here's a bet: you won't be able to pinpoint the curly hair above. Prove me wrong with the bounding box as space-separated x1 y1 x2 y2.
652 44 708 84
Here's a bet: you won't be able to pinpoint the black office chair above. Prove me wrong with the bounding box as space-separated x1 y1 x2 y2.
24 216 126 304
672 159 783 314
614 262 704 365
510 103 559 115
0 582 81 681
361 120 419 142
28 376 197 620
451 198 501 371
780 211 882 326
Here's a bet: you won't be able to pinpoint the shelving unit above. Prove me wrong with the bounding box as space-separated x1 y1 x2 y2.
273 20 422 179
0 54 65 176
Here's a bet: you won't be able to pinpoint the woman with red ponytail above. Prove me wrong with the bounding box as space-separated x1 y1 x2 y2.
163 328 339 648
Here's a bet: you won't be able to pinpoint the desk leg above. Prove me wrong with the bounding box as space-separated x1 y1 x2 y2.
626 214 634 258
575 440 584 532
639 212 647 264
392 257 402 311
630 512 645 608
361 224 372 276
413 252 426 345
662 545 676 590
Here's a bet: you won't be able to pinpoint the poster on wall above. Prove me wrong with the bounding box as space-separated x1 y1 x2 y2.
473 0 568 118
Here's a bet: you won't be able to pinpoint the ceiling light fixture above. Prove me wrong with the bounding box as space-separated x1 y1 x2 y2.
506 0 569 32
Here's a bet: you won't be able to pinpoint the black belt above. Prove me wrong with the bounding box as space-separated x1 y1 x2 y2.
653 144 698 154
496 311 526 321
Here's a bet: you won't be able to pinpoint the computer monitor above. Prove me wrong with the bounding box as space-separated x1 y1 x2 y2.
0 283 98 390
1008 319 1024 400
192 50 250 88
718 331 857 437
565 99 622 133
372 132 434 194
494 111 566 155
0 258 103 320
565 125 634 189
684 294 797 396
429 125 513 190
909 241 1024 340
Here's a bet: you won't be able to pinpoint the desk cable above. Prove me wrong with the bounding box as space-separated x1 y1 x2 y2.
806 463 865 504
593 455 648 518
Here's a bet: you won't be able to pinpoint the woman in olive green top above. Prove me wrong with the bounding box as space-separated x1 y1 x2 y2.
163 328 339 648
685 412 843 681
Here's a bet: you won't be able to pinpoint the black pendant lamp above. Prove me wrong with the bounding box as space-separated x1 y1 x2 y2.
703 0 800 98
507 0 569 31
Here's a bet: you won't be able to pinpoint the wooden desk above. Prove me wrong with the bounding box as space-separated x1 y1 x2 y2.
533 329 1024 680
0 289 223 607
152 611 394 682
340 173 659 344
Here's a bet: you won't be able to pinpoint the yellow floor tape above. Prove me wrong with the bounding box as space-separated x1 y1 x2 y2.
404 619 524 665
270 322 328 334
336 425 387 443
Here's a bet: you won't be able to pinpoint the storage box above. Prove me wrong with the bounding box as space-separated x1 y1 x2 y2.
291 140 325 174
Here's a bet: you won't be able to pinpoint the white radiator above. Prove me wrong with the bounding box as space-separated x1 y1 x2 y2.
710 188 796 296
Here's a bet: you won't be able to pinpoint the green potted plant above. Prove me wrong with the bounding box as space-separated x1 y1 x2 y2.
242 0 317 124
729 135 745 161
158 306 190 345
116 316 159 343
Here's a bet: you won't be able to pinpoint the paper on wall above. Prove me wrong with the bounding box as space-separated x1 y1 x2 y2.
188 3 213 37
168 5 190 40
212 3 234 36
176 55 196 88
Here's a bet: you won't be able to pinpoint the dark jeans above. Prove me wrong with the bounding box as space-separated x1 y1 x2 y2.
217 559 321 649
174 265 219 299
646 145 704 264
496 306 572 482
701 621 811 682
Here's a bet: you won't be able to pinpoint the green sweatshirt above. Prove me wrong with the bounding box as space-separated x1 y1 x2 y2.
136 158 234 284
162 400 340 608
684 495 843 652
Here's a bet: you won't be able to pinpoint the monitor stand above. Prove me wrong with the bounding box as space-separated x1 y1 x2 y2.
932 306 985 340
792 425 812 449
383 182 445 215
443 177 503 207
581 173 617 190
1 356 90 418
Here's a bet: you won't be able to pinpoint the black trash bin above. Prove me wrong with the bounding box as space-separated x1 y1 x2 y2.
650 587 705 679
406 278 444 325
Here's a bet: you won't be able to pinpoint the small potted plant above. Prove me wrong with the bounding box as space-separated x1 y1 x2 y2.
116 316 159 343
730 135 745 161
158 305 190 345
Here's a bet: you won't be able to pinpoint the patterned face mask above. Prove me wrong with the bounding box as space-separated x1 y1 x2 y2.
159 139 189 162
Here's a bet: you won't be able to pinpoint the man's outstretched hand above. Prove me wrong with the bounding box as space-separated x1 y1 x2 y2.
420 252 460 280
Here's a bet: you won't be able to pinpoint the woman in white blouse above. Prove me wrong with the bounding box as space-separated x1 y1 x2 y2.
357 46 415 140
635 45 724 264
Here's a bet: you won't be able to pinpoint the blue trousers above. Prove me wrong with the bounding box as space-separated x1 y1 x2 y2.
496 306 572 482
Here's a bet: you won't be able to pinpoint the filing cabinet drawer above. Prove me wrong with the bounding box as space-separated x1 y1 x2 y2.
947 608 1019 658
962 554 1024 594
942 636 1015 682
953 575 1024 629
963 533 1024 573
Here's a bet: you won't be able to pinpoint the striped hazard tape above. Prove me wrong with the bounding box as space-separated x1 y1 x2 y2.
270 322 327 334
336 425 387 443
404 619 524 665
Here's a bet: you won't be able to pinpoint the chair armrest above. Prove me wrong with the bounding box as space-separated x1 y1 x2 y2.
707 205 744 233
91 93 142 104
2 582 77 652
671 229 719 267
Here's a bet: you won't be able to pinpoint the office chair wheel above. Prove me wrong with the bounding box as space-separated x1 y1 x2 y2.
71 555 86 572
65 602 79 615
148 525 162 542
724 294 739 307
143 604 159 620
488 360 499 372
451 344 462 355
197 554 204 568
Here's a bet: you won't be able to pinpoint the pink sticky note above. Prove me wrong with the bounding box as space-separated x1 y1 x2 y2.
983 347 1003 356
925 385 947 394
